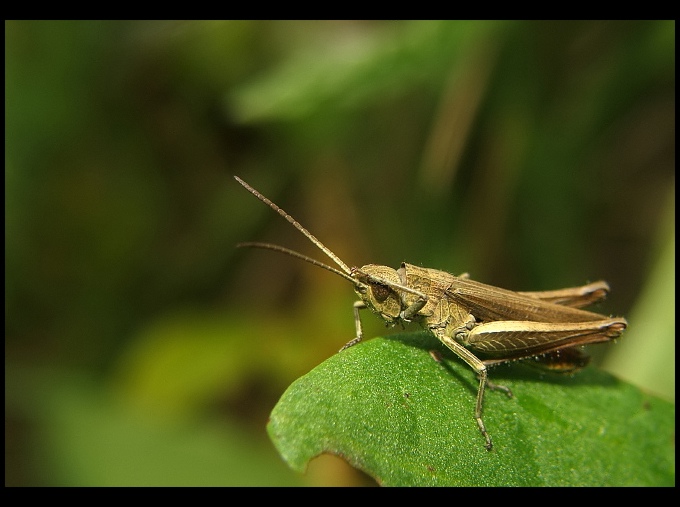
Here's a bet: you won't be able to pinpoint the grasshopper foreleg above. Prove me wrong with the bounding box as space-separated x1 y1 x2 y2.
339 301 368 351
400 291 428 321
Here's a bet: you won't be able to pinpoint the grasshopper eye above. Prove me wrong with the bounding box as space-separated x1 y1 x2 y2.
371 283 391 303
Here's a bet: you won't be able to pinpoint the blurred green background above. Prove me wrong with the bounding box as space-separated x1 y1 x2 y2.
5 20 674 486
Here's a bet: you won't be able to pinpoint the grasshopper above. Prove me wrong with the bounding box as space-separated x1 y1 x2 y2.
234 176 627 450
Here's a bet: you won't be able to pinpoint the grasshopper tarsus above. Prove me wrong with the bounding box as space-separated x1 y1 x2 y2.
476 417 493 451
487 380 514 399
339 336 362 352
428 349 444 363
235 176 627 451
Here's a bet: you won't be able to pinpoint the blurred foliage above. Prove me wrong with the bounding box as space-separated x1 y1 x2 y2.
5 20 674 486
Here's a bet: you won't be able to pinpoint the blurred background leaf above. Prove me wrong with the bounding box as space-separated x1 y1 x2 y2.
5 20 674 486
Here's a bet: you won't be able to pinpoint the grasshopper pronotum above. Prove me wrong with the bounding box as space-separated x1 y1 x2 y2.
235 176 627 450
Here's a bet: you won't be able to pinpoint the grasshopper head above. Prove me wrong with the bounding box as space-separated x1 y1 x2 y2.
351 264 403 323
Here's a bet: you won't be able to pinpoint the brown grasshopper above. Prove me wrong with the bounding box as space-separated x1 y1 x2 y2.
234 176 627 450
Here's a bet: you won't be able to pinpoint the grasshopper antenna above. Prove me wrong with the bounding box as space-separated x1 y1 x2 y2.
234 176 353 276
236 242 359 285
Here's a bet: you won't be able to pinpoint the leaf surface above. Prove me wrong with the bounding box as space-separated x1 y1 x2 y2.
268 332 674 486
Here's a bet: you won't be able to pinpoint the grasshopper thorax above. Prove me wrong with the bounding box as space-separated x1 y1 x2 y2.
351 264 403 323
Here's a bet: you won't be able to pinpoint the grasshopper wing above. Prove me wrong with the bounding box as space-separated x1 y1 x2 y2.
445 277 615 324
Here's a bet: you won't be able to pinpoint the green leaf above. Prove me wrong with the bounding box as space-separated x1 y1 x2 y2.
268 332 674 486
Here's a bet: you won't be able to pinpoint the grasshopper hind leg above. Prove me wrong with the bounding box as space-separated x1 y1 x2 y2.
474 369 494 450
433 327 499 450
